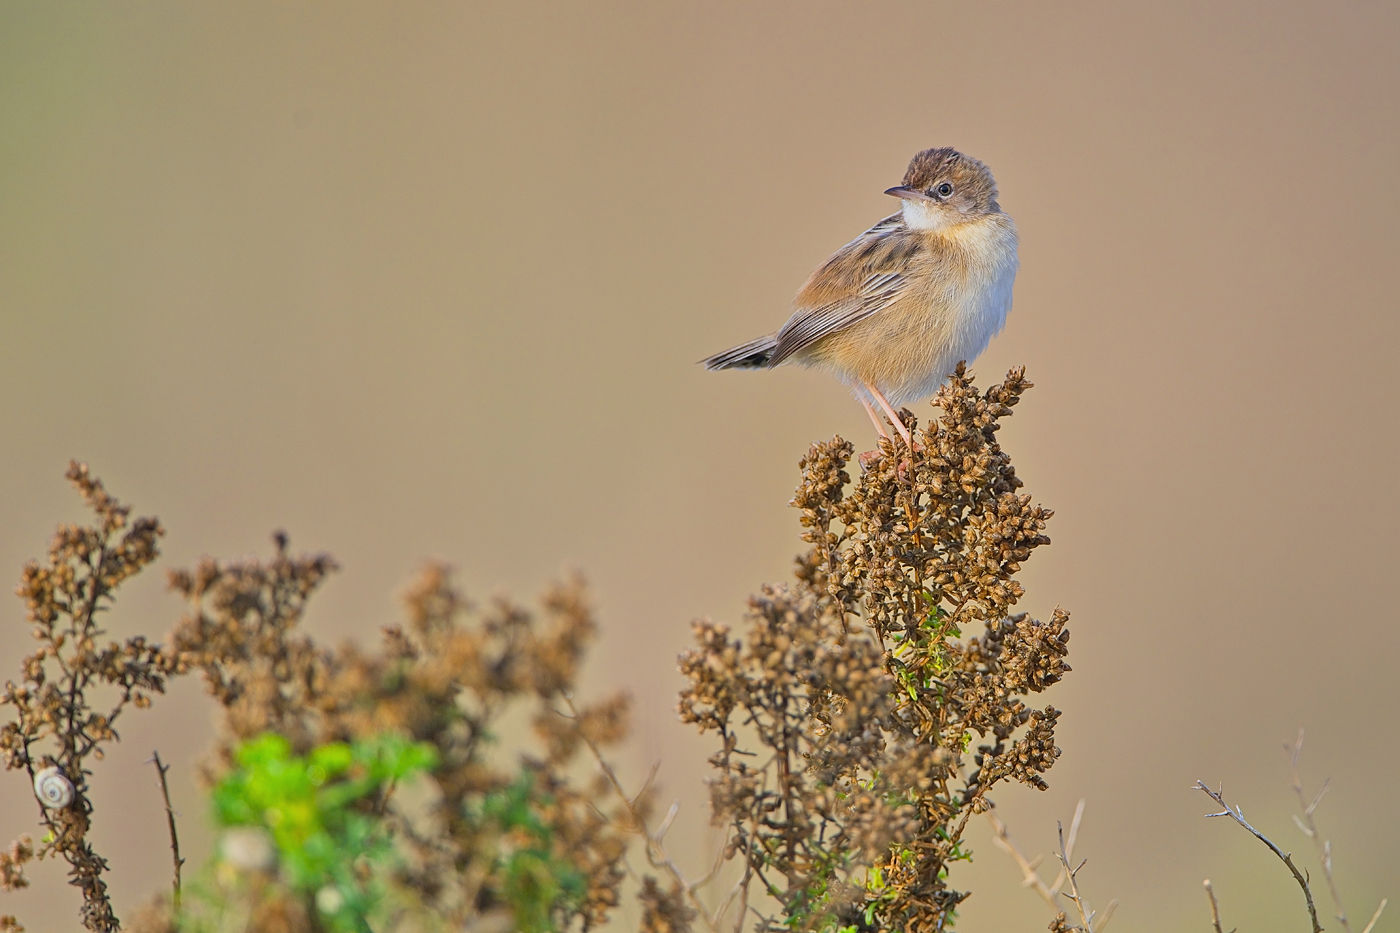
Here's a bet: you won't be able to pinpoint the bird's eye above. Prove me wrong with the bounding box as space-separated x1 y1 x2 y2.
936 183 954 197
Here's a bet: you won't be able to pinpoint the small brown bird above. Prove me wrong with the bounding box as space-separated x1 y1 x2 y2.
703 147 1018 444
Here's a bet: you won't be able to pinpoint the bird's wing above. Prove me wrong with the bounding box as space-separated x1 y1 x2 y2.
767 213 922 367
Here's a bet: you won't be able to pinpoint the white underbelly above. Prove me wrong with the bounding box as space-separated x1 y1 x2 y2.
885 259 1017 406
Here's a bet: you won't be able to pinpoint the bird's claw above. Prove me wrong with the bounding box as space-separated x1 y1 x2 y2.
859 439 924 476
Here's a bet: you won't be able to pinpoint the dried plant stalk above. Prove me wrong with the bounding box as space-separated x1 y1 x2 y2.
149 751 183 912
1204 880 1226 933
1287 731 1387 933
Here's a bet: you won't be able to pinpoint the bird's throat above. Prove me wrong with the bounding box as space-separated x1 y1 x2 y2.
901 199 957 232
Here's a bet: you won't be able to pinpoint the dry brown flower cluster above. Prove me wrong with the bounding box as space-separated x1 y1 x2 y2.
166 533 338 762
327 565 634 932
0 464 177 932
678 365 1070 932
157 553 637 932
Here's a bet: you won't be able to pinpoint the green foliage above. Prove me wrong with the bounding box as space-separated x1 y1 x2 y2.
210 732 436 932
476 772 589 933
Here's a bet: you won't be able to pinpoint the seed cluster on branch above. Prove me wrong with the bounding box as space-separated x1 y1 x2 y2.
679 365 1071 932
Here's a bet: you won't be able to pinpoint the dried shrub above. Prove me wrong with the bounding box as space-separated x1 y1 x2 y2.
169 553 633 932
166 533 337 763
0 463 176 932
1 469 632 932
679 365 1071 931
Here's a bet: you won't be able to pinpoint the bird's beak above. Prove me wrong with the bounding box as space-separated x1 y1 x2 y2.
884 186 935 202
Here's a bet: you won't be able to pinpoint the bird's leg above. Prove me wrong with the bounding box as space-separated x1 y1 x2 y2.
860 398 892 441
866 383 914 446
857 397 898 471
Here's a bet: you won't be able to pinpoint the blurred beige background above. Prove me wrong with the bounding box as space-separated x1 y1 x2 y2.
2 1 1398 930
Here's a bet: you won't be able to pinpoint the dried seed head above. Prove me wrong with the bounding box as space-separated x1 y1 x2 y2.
681 366 1071 932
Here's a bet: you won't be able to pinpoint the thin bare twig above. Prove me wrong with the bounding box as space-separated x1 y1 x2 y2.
1195 780 1321 933
1056 821 1095 932
1065 798 1085 862
984 808 1061 914
1203 879 1231 933
149 751 183 912
562 696 723 933
723 848 755 933
1360 899 1388 933
1096 898 1119 932
1051 798 1087 896
1288 729 1381 933
986 801 1115 933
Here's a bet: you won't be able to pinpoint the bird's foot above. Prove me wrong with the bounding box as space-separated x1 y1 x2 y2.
859 438 925 475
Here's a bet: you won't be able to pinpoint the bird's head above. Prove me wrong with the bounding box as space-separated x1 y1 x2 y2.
885 148 1000 231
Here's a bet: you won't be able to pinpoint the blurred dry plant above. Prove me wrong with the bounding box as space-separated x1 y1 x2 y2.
0 465 640 932
673 365 1072 932
159 555 637 932
1196 732 1387 933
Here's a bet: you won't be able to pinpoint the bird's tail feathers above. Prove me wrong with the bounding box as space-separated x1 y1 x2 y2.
701 335 777 370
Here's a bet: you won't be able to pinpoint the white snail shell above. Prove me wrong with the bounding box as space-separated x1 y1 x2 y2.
33 766 74 809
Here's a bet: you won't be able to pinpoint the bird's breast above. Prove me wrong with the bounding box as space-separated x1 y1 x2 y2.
814 215 1018 404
